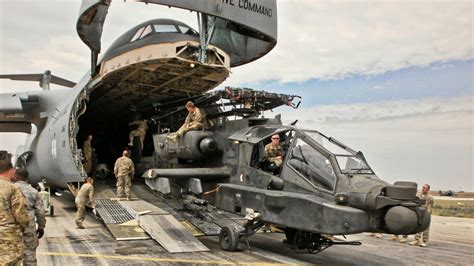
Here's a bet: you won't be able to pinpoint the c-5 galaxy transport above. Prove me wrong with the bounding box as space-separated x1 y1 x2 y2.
0 0 430 254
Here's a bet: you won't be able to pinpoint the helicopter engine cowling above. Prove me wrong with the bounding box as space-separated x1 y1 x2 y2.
154 131 221 161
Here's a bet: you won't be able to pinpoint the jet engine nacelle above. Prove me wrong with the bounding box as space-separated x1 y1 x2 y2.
154 131 221 161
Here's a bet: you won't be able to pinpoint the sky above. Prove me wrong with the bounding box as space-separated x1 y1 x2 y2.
0 0 473 190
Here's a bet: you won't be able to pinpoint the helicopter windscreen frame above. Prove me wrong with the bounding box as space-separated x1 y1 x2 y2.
302 130 375 175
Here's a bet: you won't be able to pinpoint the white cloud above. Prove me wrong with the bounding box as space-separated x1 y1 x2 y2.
227 0 474 84
277 96 473 191
1 1 472 86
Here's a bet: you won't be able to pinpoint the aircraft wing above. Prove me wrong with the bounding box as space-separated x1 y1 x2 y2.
0 92 38 133
0 72 76 88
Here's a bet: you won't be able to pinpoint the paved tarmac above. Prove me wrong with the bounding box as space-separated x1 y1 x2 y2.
37 188 474 265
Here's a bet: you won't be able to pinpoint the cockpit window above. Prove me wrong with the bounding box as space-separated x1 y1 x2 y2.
305 131 351 155
303 130 374 175
288 138 336 191
130 25 153 43
154 24 178 33
178 25 197 35
141 25 153 38
336 156 374 174
130 26 145 42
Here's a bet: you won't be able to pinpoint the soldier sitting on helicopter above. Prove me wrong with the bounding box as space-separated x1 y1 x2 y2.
167 101 206 142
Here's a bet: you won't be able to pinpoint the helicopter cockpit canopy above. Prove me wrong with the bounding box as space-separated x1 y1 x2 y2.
302 130 375 175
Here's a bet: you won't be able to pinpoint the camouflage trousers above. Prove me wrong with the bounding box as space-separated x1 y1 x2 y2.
129 130 146 148
415 226 430 242
116 175 132 198
83 158 92 174
176 122 204 137
75 202 86 223
23 222 39 266
268 157 283 167
0 227 24 265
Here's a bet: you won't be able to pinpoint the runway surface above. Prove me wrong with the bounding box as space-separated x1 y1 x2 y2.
37 185 474 265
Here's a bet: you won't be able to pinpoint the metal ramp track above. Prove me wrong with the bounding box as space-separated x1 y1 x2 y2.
95 199 134 224
95 199 149 241
119 200 210 253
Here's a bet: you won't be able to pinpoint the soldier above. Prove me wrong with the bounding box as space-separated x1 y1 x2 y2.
128 119 148 151
75 177 95 229
114 150 135 200
15 168 46 266
410 183 434 247
167 101 206 142
0 160 29 265
265 134 284 167
82 134 93 175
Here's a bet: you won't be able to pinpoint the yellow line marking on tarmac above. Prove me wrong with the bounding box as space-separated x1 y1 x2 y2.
37 251 287 265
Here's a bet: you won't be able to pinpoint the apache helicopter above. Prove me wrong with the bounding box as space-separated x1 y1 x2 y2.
0 0 430 254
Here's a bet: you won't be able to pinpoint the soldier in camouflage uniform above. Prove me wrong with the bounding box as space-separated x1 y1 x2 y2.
265 134 284 167
0 160 29 265
75 177 95 229
167 101 206 142
128 119 149 150
114 150 135 200
82 134 93 175
15 169 46 266
410 183 434 247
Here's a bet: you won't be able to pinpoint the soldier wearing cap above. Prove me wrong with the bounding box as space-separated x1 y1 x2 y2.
0 159 29 265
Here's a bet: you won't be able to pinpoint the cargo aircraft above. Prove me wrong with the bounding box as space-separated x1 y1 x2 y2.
0 0 430 253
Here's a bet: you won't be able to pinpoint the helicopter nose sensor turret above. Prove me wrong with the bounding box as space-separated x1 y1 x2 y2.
384 205 431 234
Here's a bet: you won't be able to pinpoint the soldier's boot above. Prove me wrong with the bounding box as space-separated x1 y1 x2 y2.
167 133 180 143
399 237 408 243
418 239 427 247
76 221 85 229
389 235 399 241
375 233 383 238
409 239 420 246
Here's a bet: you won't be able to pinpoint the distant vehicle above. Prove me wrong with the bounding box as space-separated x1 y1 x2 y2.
0 0 430 254
439 190 456 197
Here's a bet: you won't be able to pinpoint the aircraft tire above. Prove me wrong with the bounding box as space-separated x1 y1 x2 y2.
49 205 54 216
219 226 239 251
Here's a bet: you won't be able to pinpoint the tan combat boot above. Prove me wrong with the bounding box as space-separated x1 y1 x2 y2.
389 235 399 241
166 134 178 142
409 239 420 246
418 239 427 247
76 221 85 229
